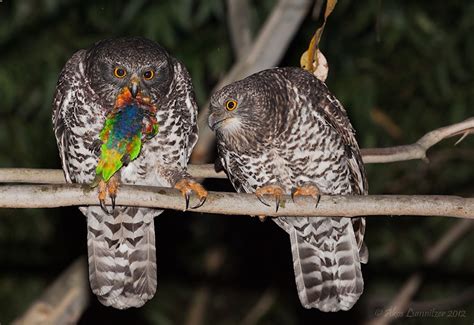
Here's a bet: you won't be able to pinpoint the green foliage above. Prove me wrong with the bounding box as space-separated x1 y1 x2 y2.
0 0 473 324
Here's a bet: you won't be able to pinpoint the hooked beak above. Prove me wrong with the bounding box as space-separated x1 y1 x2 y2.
208 113 228 131
129 77 140 98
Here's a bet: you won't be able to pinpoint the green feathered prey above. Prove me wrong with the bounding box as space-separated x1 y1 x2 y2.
93 92 158 185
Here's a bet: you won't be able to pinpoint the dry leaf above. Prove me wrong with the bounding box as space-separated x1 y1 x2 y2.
300 0 337 79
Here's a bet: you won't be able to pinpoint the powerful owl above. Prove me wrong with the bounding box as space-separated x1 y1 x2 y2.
52 37 207 309
209 67 368 312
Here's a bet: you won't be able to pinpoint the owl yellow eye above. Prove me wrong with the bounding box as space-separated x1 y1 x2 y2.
114 67 127 78
225 99 238 111
143 70 155 80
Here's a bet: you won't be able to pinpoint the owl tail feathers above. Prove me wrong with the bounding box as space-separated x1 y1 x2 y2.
290 218 364 312
85 207 157 309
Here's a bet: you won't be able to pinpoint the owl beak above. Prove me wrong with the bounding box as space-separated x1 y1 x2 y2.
129 78 140 98
208 113 218 130
209 113 227 130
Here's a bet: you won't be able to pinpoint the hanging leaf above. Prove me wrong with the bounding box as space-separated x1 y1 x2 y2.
300 0 337 79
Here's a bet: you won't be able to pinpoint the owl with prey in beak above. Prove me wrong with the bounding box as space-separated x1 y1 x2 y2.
52 37 207 309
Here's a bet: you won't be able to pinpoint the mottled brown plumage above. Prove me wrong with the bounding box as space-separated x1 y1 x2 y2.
52 37 201 309
209 67 368 312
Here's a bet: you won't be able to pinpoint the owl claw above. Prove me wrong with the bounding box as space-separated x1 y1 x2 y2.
174 178 208 211
256 194 271 207
99 198 112 215
191 195 207 209
255 185 284 213
96 176 119 214
184 192 190 211
110 195 116 211
291 184 321 208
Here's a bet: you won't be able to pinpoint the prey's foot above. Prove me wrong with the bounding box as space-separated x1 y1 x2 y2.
97 175 120 214
174 178 208 210
255 184 284 213
291 183 321 207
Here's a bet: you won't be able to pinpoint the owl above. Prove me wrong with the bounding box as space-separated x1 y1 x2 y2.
209 67 368 312
52 37 207 309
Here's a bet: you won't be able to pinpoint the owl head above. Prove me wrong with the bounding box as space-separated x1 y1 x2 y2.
209 70 290 144
85 37 174 108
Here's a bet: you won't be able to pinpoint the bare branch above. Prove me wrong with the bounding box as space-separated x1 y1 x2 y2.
0 168 67 184
184 247 226 325
192 0 314 163
362 117 474 163
366 219 473 325
0 184 472 218
1 118 471 184
13 257 88 325
226 0 253 60
369 286 474 315
240 288 276 325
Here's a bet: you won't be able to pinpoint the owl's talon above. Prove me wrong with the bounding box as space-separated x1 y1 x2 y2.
315 195 321 207
191 195 207 209
110 195 116 211
99 199 112 215
175 178 208 211
256 193 271 207
96 176 119 214
255 185 284 213
291 183 321 208
184 192 190 211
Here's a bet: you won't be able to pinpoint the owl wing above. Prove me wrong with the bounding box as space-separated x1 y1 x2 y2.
52 49 104 184
170 58 199 168
311 81 368 262
315 88 367 195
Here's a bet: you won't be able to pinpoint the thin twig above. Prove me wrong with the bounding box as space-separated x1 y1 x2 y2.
226 0 253 60
0 184 472 218
13 257 88 325
366 219 474 325
361 117 474 163
184 247 226 325
192 0 314 163
240 288 276 325
369 286 474 314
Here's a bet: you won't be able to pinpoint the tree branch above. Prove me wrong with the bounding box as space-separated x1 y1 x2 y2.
361 117 474 163
226 0 253 60
0 184 472 218
13 257 88 325
0 118 471 184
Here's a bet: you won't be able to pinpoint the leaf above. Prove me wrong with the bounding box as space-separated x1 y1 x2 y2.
300 0 337 75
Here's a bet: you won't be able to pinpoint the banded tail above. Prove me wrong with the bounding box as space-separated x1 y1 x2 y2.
289 216 366 312
83 206 157 309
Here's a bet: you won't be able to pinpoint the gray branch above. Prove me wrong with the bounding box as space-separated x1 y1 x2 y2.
361 117 474 163
0 118 471 184
0 184 473 218
226 0 253 60
13 257 88 325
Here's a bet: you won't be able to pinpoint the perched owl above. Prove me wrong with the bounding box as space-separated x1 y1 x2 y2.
52 37 207 309
209 67 368 312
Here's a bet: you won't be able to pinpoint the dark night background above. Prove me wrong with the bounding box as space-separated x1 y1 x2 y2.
0 1 473 324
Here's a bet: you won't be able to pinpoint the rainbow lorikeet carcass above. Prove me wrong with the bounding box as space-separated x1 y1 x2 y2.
93 88 158 212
